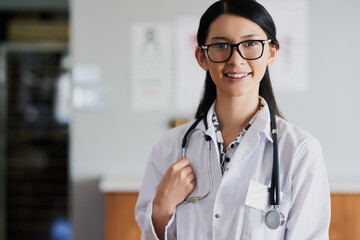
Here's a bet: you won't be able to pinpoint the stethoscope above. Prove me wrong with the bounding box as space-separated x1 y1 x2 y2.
180 107 285 230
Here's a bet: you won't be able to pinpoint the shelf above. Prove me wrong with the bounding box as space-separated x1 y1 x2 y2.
1 42 68 53
0 0 68 11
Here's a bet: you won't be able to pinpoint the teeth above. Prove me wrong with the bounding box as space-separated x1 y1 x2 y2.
227 73 248 78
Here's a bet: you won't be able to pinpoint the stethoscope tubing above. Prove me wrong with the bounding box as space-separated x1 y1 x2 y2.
181 107 285 229
270 110 280 206
182 128 213 203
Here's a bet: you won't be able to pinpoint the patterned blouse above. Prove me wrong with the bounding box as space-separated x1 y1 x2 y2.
212 97 265 174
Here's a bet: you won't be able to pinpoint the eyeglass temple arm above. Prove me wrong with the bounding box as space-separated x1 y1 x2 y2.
202 39 271 47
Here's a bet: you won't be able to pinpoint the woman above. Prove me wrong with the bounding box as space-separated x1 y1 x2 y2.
135 0 331 239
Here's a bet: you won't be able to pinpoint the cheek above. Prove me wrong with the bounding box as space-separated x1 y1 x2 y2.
208 63 224 78
251 61 268 81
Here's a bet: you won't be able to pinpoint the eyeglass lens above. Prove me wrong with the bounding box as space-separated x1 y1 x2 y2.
208 41 264 62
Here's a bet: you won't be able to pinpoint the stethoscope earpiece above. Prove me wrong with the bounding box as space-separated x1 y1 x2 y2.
265 206 285 230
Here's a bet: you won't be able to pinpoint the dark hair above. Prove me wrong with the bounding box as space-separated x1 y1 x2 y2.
195 0 284 119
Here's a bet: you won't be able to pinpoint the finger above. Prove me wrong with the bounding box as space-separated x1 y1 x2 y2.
177 166 193 180
190 179 196 188
188 173 196 190
175 157 190 169
188 173 196 182
182 165 194 175
186 173 196 183
169 158 189 174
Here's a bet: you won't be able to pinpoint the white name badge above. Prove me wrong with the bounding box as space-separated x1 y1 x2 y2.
245 180 283 212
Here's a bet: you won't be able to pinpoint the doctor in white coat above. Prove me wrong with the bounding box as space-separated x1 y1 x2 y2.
135 0 331 239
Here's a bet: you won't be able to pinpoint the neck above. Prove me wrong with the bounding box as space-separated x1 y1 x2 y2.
215 94 259 133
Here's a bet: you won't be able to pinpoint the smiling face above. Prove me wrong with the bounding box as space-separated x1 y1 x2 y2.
196 14 278 100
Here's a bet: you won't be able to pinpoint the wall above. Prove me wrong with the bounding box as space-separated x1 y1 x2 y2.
70 0 360 239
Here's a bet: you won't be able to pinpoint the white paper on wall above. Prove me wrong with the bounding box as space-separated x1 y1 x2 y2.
131 23 172 110
72 64 106 111
73 65 102 84
73 86 107 110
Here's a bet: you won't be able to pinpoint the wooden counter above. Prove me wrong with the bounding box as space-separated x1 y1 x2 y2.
104 192 140 240
330 194 360 240
101 178 360 239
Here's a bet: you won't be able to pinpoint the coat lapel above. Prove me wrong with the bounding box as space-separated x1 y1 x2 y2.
228 128 261 169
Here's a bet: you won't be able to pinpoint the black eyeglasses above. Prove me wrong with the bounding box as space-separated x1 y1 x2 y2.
201 39 272 63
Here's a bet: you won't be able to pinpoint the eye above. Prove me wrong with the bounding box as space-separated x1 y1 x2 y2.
211 43 229 50
244 41 259 47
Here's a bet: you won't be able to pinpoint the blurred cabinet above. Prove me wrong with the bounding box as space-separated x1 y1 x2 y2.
0 0 68 11
0 43 70 239
104 192 360 240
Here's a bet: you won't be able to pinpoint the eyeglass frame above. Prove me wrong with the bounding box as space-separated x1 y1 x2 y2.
201 39 272 63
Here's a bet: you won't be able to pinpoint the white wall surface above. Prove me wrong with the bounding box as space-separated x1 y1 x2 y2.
70 0 360 238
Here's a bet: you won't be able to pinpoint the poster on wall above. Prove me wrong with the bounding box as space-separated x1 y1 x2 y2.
131 23 172 110
174 16 205 111
258 0 309 91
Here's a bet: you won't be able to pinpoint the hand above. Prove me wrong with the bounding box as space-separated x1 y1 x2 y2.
152 156 196 239
154 156 196 214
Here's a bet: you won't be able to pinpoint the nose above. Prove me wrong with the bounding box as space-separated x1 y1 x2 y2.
227 46 246 65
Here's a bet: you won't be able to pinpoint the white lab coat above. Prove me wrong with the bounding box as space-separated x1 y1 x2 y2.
135 101 331 240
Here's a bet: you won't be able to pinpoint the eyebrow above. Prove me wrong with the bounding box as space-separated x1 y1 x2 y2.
210 34 261 42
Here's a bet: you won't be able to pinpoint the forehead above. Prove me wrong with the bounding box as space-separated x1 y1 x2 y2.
207 14 267 42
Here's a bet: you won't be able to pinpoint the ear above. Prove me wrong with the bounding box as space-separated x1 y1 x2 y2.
267 45 278 66
195 47 209 71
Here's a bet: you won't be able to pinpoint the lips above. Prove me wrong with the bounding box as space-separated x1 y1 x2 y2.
224 72 251 82
225 73 250 78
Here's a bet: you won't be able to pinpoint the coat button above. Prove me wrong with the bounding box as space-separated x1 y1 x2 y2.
215 214 220 218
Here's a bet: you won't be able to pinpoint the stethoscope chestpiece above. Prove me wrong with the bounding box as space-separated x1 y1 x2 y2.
264 205 285 230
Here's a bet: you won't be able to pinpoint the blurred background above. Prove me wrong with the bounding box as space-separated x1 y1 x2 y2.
0 0 360 239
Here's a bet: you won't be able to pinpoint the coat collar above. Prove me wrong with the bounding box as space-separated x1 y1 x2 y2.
202 97 274 143
251 97 273 143
204 101 217 143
